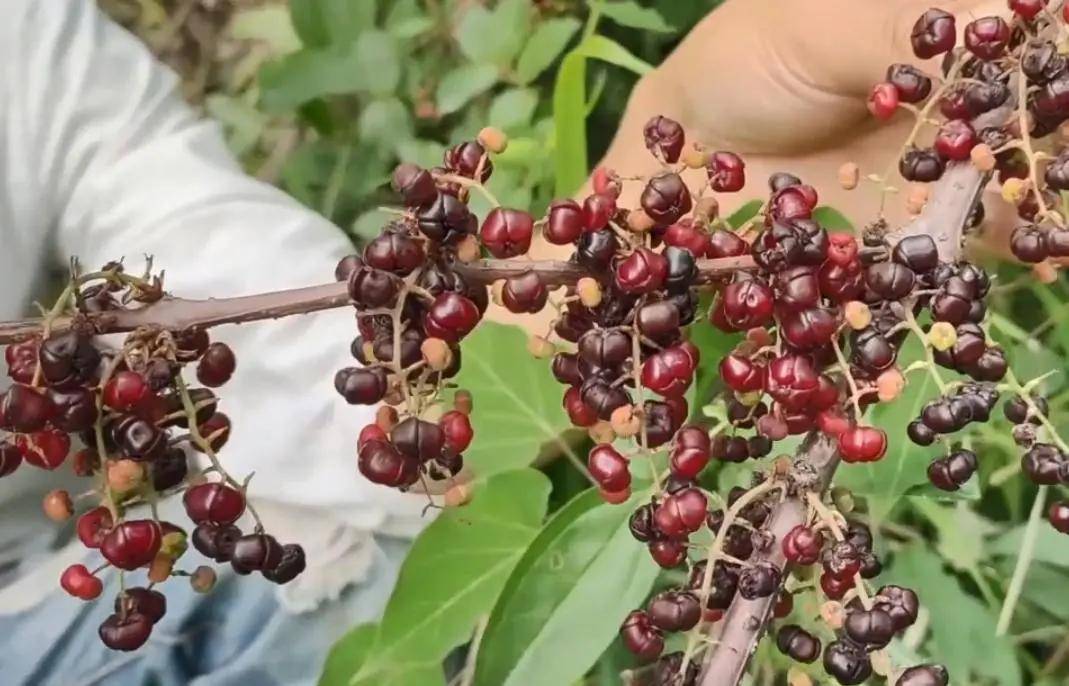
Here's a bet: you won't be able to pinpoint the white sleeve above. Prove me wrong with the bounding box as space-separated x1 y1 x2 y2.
15 1 427 531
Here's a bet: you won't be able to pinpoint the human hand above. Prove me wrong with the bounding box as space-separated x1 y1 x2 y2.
595 0 1015 246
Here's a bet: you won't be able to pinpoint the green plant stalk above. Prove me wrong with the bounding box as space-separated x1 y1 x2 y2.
996 484 1048 636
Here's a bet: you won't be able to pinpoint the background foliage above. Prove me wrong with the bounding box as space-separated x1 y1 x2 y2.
101 1 1069 684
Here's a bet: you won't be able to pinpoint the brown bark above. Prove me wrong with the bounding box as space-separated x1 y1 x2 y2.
697 160 985 686
0 255 754 344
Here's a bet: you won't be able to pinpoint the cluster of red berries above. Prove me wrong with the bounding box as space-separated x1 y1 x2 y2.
1 263 303 651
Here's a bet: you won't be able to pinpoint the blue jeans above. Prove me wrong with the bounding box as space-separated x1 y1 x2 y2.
0 536 408 686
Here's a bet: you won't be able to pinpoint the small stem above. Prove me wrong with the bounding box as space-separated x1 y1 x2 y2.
996 484 1048 635
901 304 949 395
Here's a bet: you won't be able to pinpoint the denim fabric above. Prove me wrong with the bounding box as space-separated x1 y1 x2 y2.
0 537 409 686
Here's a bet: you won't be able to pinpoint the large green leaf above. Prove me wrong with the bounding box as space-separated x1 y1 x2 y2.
599 1 675 33
488 88 539 131
474 490 660 686
835 339 936 522
552 51 587 196
436 64 500 116
320 624 444 686
515 17 582 84
290 0 378 48
341 469 551 686
453 323 577 476
574 35 653 76
259 30 400 110
888 546 1020 686
455 0 531 66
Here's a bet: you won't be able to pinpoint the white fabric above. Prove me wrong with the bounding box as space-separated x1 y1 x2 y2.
0 0 428 611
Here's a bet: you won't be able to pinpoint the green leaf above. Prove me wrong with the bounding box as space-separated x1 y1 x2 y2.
259 30 399 110
231 6 302 54
488 88 539 131
726 200 762 228
385 0 431 39
452 323 578 476
599 1 674 33
474 490 660 686
888 546 1021 686
359 98 412 150
320 624 445 686
515 17 582 84
455 0 531 66
290 0 378 48
347 470 551 686
436 63 500 116
835 339 935 522
910 500 995 573
552 51 587 196
990 524 1069 567
574 35 652 76
812 206 854 231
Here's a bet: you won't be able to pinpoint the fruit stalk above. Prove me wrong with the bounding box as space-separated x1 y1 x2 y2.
697 160 985 686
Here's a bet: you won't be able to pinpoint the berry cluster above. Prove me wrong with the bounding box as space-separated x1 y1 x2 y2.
1 263 303 651
336 4 1069 684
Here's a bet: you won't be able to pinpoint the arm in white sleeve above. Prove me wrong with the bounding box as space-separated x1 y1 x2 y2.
15 1 426 532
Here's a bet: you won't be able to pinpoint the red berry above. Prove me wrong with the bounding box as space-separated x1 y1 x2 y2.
964 16 1010 60
707 229 749 258
358 424 388 450
545 199 584 244
61 564 103 600
480 208 534 258
582 193 616 232
592 166 622 198
600 487 631 505
358 439 419 487
934 119 976 161
615 247 668 294
439 410 474 453
707 151 745 192
77 506 114 548
867 82 899 120
766 355 819 412
183 483 246 526
620 610 664 661
17 430 71 470
101 520 163 570
839 426 888 463
826 233 858 267
719 354 764 393
99 612 153 651
718 280 774 331
1050 501 1069 534
424 293 480 343
911 9 956 59
670 444 710 480
103 371 150 411
563 387 597 427
1010 0 1043 20
820 572 851 600
648 539 687 568
5 339 39 384
197 342 237 387
817 409 851 438
2 384 56 433
588 444 630 493
641 346 695 398
501 271 548 314
643 116 685 163
782 525 824 565
654 488 708 537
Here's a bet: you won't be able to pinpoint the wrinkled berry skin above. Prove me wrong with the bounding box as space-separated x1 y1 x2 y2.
640 173 692 225
643 115 685 163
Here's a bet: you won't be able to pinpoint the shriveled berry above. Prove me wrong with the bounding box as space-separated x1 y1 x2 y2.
640 173 692 225
867 82 899 120
911 9 956 59
964 16 1010 60
782 525 823 565
887 64 932 103
643 115 685 163
707 151 745 192
619 610 664 661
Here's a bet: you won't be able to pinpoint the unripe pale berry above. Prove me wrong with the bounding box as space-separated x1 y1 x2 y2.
455 235 481 263
928 321 957 351
681 144 708 169
421 338 453 371
454 390 474 415
906 183 929 215
1034 261 1059 284
588 421 616 444
576 277 602 308
107 459 145 493
148 553 173 583
844 301 872 330
376 405 399 431
876 369 905 402
191 565 217 593
610 405 641 438
970 143 996 172
838 162 860 190
477 126 508 154
444 483 473 507
43 489 73 522
627 209 655 233
527 335 555 358
1002 178 1027 205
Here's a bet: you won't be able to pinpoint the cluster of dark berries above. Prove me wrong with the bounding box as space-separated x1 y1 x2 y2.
999 393 1069 535
905 382 999 491
1 263 303 651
